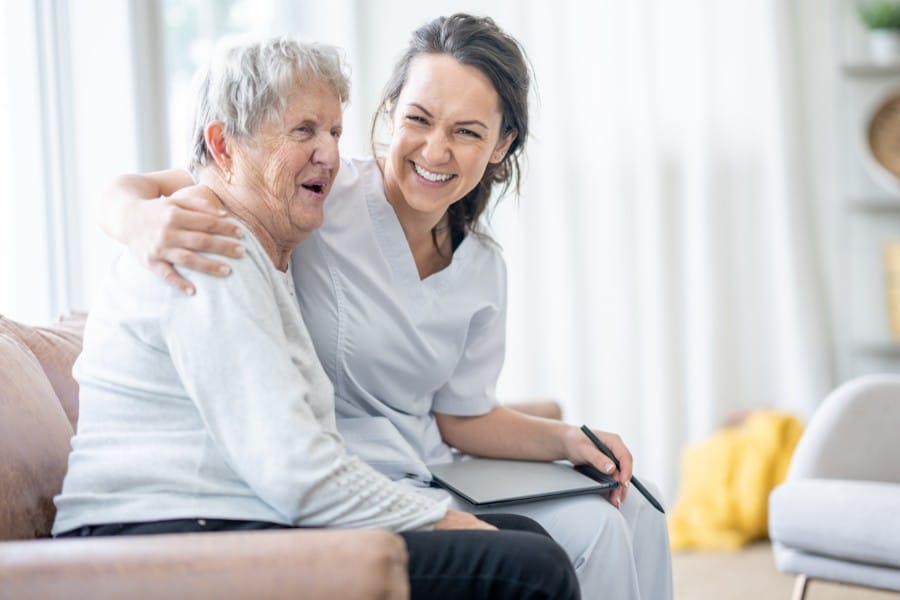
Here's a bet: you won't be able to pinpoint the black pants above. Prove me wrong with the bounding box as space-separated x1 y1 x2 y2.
58 514 579 600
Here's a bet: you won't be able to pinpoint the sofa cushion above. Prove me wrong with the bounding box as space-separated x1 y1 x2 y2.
769 478 900 570
0 314 84 430
0 334 74 540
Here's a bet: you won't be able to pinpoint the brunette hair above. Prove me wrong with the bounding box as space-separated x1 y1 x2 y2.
372 14 531 250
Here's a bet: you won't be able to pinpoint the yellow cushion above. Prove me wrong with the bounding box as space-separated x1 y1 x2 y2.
668 410 803 551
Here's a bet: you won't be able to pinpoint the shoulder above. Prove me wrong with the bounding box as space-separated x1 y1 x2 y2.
319 156 381 227
331 155 380 197
187 219 277 298
446 232 507 313
465 232 507 281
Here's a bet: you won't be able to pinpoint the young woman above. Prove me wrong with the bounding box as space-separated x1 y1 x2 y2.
101 15 672 599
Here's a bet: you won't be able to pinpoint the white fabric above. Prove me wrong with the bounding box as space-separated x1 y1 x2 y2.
53 219 448 536
768 375 900 592
784 374 900 482
444 481 673 600
770 479 900 570
279 0 836 503
773 543 900 593
293 157 505 480
292 157 673 599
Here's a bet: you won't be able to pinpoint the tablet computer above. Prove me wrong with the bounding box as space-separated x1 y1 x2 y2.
429 458 618 507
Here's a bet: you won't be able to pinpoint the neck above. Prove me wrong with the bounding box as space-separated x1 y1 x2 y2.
200 170 303 272
380 159 452 279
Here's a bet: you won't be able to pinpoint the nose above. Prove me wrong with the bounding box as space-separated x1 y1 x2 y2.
312 131 340 170
421 129 450 164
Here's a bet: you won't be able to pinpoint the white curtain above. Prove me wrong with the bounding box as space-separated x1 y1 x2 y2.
284 0 837 500
487 0 836 499
2 0 835 503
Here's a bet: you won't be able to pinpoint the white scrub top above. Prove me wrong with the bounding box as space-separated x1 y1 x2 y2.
291 157 506 482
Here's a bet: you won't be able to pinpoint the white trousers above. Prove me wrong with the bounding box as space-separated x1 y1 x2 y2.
449 484 673 600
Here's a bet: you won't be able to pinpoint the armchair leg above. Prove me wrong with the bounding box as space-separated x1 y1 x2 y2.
791 575 809 600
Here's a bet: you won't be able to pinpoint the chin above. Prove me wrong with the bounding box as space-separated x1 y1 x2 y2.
295 213 324 232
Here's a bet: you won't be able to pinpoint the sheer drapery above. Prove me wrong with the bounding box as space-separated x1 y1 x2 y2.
1 0 837 501
487 1 835 497
203 0 840 499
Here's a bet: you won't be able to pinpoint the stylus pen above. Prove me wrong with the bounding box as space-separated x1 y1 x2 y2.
580 425 665 514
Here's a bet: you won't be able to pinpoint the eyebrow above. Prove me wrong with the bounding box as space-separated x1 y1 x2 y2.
407 103 489 130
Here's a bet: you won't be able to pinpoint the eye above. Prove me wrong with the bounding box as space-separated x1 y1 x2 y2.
331 127 343 140
456 128 482 139
406 114 428 125
293 124 314 137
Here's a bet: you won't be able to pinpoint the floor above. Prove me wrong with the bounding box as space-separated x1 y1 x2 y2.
672 542 900 599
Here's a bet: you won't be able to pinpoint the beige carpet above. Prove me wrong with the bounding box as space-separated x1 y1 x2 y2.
672 542 900 599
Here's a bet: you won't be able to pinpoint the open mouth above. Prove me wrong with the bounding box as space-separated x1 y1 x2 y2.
412 161 455 183
301 183 325 194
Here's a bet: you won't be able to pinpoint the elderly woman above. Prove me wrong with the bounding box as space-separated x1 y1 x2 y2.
51 35 577 600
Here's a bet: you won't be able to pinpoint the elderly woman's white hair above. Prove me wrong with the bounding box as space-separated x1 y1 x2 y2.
188 34 350 174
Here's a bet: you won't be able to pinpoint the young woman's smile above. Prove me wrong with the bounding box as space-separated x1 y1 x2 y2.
382 53 514 225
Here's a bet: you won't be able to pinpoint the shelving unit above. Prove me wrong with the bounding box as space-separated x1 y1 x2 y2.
837 1 900 378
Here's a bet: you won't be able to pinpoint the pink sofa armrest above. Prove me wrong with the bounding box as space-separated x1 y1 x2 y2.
0 528 408 600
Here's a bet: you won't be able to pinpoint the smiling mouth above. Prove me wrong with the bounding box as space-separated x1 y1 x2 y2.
412 161 455 183
301 183 325 194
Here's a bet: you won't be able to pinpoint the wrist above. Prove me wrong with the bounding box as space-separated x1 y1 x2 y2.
559 423 583 461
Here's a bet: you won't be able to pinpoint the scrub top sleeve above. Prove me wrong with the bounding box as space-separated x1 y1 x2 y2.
432 268 507 416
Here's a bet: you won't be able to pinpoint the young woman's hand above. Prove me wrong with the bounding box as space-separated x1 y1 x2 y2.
433 509 498 531
127 185 244 295
563 426 633 509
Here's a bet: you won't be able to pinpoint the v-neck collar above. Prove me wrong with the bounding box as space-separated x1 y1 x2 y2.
365 165 473 298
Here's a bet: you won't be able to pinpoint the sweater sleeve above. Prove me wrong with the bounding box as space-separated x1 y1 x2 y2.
160 237 448 531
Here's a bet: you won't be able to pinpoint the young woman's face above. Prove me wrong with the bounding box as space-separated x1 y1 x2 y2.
234 79 343 243
382 53 515 222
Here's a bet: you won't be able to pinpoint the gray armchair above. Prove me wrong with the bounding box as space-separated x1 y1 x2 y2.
768 374 900 599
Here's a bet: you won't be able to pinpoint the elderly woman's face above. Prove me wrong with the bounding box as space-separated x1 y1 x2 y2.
233 79 342 241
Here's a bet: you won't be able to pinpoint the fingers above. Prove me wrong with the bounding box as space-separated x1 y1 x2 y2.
148 221 244 279
434 510 499 531
606 434 633 490
608 486 625 509
168 186 227 214
164 229 243 258
175 208 244 240
160 203 242 241
578 429 635 508
167 248 233 278
151 260 195 296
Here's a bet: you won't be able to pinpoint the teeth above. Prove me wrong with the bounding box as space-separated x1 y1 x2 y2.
413 162 453 182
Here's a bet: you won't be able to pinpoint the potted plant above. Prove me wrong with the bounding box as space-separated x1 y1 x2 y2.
859 0 900 62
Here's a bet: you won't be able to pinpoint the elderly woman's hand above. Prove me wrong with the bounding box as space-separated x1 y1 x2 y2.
127 184 244 295
433 509 498 531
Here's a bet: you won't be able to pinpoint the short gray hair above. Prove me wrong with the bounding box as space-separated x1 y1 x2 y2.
188 35 350 174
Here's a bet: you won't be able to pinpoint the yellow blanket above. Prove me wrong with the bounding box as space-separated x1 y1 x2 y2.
668 410 803 551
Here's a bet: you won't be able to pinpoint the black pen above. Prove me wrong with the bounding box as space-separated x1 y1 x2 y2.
579 425 665 514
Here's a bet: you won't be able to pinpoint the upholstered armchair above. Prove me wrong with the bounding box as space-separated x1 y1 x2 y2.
768 374 900 599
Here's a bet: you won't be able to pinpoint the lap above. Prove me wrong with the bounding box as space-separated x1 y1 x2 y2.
58 515 578 600
448 487 667 561
401 514 577 600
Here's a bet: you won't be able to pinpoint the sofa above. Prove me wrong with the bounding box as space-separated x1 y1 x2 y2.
0 312 564 599
768 374 900 599
0 313 408 599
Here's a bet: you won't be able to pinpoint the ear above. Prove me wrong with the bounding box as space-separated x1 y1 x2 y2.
490 130 517 164
204 121 233 174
